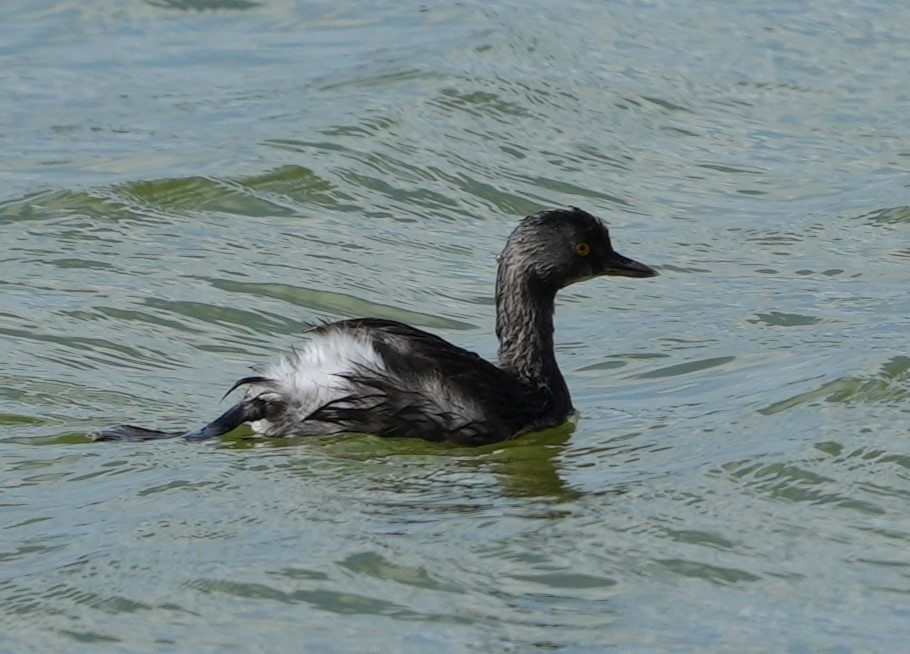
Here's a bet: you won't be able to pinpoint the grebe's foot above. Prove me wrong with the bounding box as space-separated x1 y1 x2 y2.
91 424 182 442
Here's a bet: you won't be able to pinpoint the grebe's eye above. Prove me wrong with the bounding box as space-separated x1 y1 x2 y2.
574 242 591 257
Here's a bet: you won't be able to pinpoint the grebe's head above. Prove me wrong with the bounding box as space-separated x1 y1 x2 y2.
498 207 657 290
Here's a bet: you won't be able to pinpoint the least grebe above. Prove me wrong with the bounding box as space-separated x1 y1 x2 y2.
95 207 657 445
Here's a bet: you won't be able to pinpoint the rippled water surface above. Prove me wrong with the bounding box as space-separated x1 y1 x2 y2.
2 0 909 651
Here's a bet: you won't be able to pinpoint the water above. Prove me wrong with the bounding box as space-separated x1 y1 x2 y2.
2 0 909 651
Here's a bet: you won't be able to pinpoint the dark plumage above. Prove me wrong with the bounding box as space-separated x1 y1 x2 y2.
94 207 657 445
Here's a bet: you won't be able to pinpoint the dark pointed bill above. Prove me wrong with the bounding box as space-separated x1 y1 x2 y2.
602 249 659 278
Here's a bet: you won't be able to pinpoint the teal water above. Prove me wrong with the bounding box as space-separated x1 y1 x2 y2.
2 0 909 651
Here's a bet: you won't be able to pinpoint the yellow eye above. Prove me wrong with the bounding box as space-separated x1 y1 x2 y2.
574 242 591 257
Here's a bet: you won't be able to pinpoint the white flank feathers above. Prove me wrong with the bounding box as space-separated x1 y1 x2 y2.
246 329 385 434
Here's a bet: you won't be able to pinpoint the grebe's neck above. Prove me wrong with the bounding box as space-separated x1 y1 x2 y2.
494 260 571 417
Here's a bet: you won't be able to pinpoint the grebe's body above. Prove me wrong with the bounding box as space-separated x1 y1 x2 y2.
222 318 547 445
95 208 657 445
